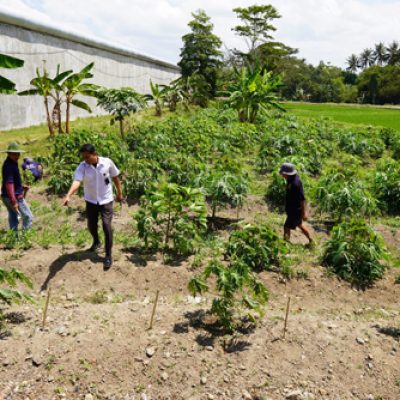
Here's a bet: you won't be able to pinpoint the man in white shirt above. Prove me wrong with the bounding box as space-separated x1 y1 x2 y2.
62 144 123 270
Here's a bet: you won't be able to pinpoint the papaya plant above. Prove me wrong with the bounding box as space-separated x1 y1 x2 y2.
195 169 249 219
135 183 207 256
189 259 269 332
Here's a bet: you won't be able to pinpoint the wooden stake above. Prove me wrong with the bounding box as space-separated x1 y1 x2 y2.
42 288 51 330
148 290 160 330
283 296 291 339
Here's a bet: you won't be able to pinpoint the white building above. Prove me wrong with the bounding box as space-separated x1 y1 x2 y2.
0 10 180 130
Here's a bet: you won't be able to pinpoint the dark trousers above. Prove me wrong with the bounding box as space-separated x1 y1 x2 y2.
86 201 113 257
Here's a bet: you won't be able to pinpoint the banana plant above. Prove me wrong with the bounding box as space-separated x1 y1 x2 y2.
19 65 73 135
0 53 24 94
224 66 284 122
145 80 168 116
62 62 100 133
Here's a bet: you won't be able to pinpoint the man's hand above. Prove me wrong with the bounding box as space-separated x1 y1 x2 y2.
12 203 19 213
302 212 308 221
62 196 71 206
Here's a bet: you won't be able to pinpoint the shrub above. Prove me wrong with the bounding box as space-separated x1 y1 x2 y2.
195 169 249 219
188 259 269 332
373 158 400 214
47 129 129 194
225 223 285 271
322 219 387 288
135 183 207 255
0 268 33 313
313 172 378 220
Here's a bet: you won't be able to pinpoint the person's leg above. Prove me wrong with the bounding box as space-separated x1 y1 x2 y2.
86 201 100 246
100 202 114 258
284 226 291 242
299 223 313 244
17 199 33 230
2 197 19 231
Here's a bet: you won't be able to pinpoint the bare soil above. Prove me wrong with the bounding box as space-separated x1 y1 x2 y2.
1 192 399 400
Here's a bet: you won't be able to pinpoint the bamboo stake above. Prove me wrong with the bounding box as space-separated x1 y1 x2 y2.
148 290 160 330
283 296 291 339
42 288 51 330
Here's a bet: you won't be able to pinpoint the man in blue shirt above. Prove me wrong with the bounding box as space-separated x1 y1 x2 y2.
1 142 33 231
279 162 312 245
22 157 43 181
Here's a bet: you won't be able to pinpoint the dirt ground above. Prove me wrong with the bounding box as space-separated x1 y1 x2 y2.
0 192 399 400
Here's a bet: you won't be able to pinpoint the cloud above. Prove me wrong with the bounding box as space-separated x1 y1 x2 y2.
1 0 399 67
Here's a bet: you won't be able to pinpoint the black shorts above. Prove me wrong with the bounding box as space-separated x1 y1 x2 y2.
284 213 303 230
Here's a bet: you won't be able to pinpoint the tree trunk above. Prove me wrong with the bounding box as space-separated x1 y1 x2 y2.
65 99 71 134
55 94 64 134
119 119 124 139
44 97 54 136
155 101 162 117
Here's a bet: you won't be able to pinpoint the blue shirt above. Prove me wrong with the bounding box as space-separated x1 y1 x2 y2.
1 157 23 198
22 159 42 180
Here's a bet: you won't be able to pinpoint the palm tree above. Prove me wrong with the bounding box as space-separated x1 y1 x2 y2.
386 41 400 65
359 48 375 69
346 54 359 73
0 53 24 94
374 42 387 65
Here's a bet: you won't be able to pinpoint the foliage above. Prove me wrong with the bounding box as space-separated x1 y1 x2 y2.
322 219 387 288
188 259 268 332
97 87 147 137
232 4 281 66
265 171 286 210
0 268 33 310
19 63 99 135
313 171 378 220
0 53 24 94
224 66 283 123
195 168 249 219
145 81 167 116
47 129 129 194
225 223 285 271
373 158 400 214
178 9 223 98
135 183 207 255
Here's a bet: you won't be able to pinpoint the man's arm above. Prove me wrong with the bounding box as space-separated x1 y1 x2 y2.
112 176 123 202
62 180 81 206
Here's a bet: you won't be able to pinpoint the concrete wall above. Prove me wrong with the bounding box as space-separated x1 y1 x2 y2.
0 12 180 131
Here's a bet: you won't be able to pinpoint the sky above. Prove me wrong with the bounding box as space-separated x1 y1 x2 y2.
1 0 400 68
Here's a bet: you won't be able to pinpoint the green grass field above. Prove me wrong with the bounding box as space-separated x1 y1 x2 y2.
284 102 400 131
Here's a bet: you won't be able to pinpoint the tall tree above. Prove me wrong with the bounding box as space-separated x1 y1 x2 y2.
232 4 281 65
386 41 400 65
346 54 359 73
359 48 375 69
178 10 223 98
374 42 387 66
